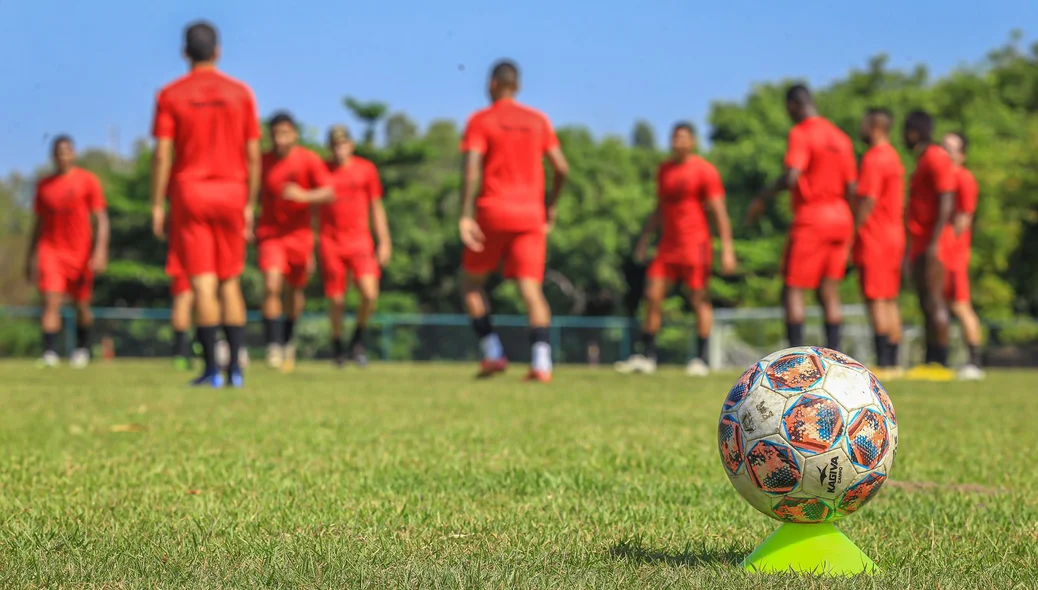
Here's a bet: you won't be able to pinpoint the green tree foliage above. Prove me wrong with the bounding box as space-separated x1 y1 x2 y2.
2 37 1037 324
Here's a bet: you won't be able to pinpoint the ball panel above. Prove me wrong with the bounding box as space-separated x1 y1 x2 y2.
729 469 776 517
764 352 825 394
837 472 887 516
801 447 853 500
822 364 874 412
846 408 890 471
781 393 845 455
870 374 897 425
737 388 786 443
772 496 834 523
745 438 802 495
812 347 866 370
723 363 762 412
718 414 745 475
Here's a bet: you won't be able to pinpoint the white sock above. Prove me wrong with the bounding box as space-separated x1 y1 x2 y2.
480 333 503 361
531 342 552 373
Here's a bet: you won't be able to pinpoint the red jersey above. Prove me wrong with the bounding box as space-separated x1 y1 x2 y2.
256 147 332 240
907 145 957 250
151 68 260 186
655 156 724 264
949 166 979 267
784 117 856 228
319 157 383 254
460 98 559 232
34 168 106 260
855 142 905 254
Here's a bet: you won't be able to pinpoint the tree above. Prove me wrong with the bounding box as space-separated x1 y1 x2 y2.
343 97 388 147
631 120 656 150
385 112 418 147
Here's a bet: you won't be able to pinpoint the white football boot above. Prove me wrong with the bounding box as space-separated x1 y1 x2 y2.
957 364 985 381
614 354 657 375
265 343 284 369
38 351 60 368
69 348 90 369
685 358 710 377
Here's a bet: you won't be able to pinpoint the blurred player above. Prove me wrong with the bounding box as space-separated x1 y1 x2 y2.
853 108 905 376
747 85 856 351
459 60 569 382
166 237 194 370
614 122 736 376
150 21 261 388
24 135 110 368
942 132 984 380
903 111 957 380
313 125 391 368
256 112 333 372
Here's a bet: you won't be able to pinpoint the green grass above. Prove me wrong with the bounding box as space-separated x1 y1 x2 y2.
0 361 1035 589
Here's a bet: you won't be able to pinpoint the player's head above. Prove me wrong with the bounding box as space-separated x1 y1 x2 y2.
785 84 815 122
860 107 893 145
903 110 934 150
183 21 220 65
488 60 520 101
51 135 75 171
268 111 298 155
670 122 696 158
942 131 968 165
327 125 355 164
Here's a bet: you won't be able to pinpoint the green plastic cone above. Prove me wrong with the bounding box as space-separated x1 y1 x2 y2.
741 522 878 576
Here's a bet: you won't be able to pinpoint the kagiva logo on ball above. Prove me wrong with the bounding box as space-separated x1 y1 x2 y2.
717 347 897 523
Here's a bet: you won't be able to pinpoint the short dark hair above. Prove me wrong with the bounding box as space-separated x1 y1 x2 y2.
786 84 812 105
672 121 696 137
949 131 969 154
268 111 297 130
490 60 519 87
51 134 73 154
866 107 893 130
184 21 218 63
904 110 934 141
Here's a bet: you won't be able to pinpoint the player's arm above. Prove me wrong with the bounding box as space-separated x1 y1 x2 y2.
245 139 261 241
544 147 569 230
90 178 110 273
747 129 805 224
954 173 978 236
372 200 392 265
458 150 485 251
284 160 335 204
23 213 40 282
633 206 660 263
928 156 957 257
706 196 737 275
150 138 174 240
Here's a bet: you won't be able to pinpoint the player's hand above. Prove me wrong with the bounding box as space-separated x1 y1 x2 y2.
23 258 34 284
152 206 166 241
306 254 316 275
90 250 108 274
377 242 392 266
745 196 767 226
953 213 970 236
459 217 485 252
634 238 649 264
721 247 737 276
244 205 255 243
282 183 307 203
545 206 558 234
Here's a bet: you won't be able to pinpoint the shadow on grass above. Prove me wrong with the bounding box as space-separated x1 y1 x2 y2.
609 539 749 568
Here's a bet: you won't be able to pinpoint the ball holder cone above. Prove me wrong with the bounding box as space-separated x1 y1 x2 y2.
741 522 878 576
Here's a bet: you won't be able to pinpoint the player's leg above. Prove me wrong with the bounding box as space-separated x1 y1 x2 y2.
322 249 349 367
865 297 890 366
349 274 380 367
461 232 508 376
951 300 983 378
817 277 843 352
910 255 952 379
280 281 305 373
70 295 94 369
887 300 903 369
784 287 807 347
218 276 247 384
686 286 713 376
509 230 552 382
39 291 64 367
215 203 249 386
781 235 815 348
259 239 287 367
171 288 194 369
615 260 668 374
191 272 223 382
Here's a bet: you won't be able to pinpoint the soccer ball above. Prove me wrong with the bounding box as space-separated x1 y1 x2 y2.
717 347 898 523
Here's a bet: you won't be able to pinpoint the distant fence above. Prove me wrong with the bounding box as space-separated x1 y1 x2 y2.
1 305 1036 368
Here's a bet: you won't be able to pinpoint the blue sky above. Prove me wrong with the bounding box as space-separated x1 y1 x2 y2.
1 0 1034 174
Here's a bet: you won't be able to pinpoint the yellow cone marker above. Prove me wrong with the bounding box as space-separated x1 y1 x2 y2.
741 522 878 576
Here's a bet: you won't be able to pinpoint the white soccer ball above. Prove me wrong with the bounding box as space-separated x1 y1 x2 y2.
717 347 898 523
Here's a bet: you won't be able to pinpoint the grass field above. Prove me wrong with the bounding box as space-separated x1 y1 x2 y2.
0 360 1035 589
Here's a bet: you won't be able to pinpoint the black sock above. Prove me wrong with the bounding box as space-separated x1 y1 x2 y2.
332 337 344 357
174 330 189 358
197 326 219 374
75 325 90 350
472 315 493 338
786 323 804 348
825 323 841 352
696 335 709 364
924 344 935 364
263 318 283 347
874 334 890 367
529 326 550 345
349 324 367 350
284 318 296 344
968 344 982 367
931 344 949 367
43 331 58 354
888 341 900 367
223 325 244 373
641 332 658 360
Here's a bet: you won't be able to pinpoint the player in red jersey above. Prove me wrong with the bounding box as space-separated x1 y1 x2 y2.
150 21 261 388
747 85 856 351
942 132 984 380
255 112 333 372
166 229 195 370
903 110 957 380
853 108 905 375
307 125 392 368
459 60 569 382
24 136 110 368
614 122 736 376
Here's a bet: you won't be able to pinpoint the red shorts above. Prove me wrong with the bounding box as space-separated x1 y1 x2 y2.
170 181 247 281
854 240 904 301
944 262 970 303
646 258 711 291
258 233 313 288
783 229 851 290
320 247 381 298
37 250 92 302
165 243 191 297
462 229 546 282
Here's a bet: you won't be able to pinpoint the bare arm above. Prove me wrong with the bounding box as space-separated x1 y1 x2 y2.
24 218 40 282
706 197 737 275
545 147 569 210
747 168 800 224
460 151 482 221
929 192 955 254
150 139 173 211
91 210 110 269
246 140 261 209
854 196 876 230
